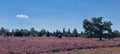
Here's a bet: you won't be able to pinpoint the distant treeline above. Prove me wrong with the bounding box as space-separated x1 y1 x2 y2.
0 27 80 38
0 17 120 40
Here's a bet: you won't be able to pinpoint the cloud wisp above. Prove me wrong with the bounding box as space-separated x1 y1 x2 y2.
16 14 29 19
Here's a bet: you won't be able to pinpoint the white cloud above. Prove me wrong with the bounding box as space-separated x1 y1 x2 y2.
16 14 29 19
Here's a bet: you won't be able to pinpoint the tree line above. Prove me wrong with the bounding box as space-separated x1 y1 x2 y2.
0 27 80 38
0 17 120 40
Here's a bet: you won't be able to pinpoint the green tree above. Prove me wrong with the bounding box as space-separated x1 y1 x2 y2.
30 28 37 36
37 31 42 37
72 28 78 37
46 31 50 37
62 28 67 36
55 30 59 37
83 17 113 40
40 29 46 36
14 29 23 36
52 31 56 36
20 29 30 36
58 31 62 38
83 19 93 37
66 29 72 37
112 30 120 37
5 29 10 36
0 27 8 36
11 29 15 36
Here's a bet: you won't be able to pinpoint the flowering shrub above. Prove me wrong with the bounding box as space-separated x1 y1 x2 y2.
0 36 120 54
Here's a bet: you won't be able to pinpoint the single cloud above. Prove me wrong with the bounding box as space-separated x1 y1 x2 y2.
16 14 29 19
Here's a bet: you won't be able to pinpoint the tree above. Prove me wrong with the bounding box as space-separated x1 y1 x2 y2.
112 30 120 37
11 29 15 36
80 31 87 37
37 31 42 37
83 17 113 40
20 29 30 36
66 29 72 37
30 28 37 36
52 31 56 36
55 30 59 37
83 19 93 37
46 31 50 37
103 21 113 40
0 27 9 36
5 29 10 36
72 28 78 37
14 29 23 36
92 17 103 40
62 28 67 36
58 31 62 38
40 29 46 36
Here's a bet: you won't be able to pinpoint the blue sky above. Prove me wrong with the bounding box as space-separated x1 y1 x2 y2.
0 0 120 32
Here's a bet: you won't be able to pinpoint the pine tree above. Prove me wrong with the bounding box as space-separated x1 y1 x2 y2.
62 28 67 36
66 29 71 37
72 28 78 37
46 31 50 37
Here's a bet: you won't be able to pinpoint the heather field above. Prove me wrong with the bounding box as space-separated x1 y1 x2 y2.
0 36 120 54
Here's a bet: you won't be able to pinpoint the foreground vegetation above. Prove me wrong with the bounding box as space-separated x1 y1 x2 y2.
56 47 120 54
0 36 120 54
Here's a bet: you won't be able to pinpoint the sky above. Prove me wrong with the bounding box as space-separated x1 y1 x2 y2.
0 0 120 32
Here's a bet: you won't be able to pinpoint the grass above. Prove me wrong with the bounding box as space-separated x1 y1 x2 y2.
55 47 120 54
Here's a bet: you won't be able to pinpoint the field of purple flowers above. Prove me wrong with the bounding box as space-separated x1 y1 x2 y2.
0 36 120 54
